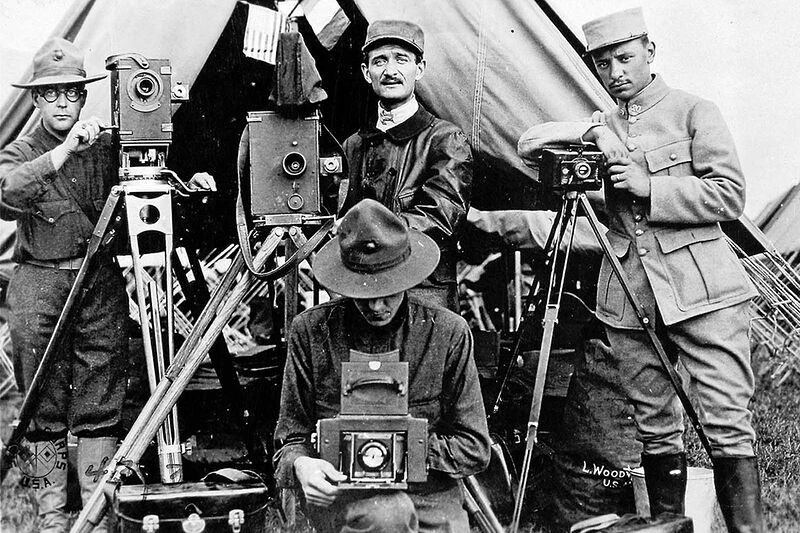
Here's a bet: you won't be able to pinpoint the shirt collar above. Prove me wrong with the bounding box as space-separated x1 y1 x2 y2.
616 74 670 118
375 96 419 132
360 104 435 142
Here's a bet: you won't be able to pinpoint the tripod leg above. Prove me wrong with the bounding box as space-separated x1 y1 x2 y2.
577 194 713 457
490 200 571 419
70 232 283 533
0 189 123 482
172 246 268 467
509 195 580 533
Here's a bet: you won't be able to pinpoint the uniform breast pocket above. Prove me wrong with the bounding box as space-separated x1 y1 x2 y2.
644 138 692 176
27 199 87 259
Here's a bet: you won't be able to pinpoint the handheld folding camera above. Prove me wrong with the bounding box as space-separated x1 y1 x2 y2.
317 350 428 490
537 145 607 192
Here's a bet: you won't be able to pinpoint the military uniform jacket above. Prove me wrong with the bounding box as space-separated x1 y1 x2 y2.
0 122 114 262
518 75 756 328
340 105 472 283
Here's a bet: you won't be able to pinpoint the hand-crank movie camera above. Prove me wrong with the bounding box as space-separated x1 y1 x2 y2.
317 351 428 490
537 145 607 192
106 54 189 174
247 111 342 217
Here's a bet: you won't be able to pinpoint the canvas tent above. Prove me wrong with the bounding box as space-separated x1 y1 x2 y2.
0 0 613 219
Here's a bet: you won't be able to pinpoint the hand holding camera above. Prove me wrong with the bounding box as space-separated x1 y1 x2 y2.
294 456 347 507
606 156 651 197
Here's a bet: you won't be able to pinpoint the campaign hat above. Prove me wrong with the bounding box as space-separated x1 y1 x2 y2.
12 37 106 88
313 199 439 299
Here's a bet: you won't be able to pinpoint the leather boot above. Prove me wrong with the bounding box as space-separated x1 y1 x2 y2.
77 436 117 533
641 452 687 516
30 437 69 532
713 456 764 533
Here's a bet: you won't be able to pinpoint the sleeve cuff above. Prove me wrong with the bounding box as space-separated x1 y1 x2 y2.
273 442 314 489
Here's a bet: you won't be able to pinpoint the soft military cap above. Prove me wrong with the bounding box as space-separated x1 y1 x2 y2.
12 37 106 88
362 19 424 56
582 7 648 53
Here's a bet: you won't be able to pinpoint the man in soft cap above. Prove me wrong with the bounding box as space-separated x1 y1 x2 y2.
274 199 490 532
0 38 213 532
518 8 762 532
338 19 473 312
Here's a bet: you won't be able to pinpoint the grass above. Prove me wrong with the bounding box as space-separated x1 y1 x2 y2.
2 345 799 532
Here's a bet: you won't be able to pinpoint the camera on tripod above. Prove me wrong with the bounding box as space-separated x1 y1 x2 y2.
106 54 188 175
246 111 343 219
537 145 607 192
316 350 428 490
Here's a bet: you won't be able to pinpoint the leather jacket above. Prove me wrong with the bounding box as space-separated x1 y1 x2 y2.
341 105 473 283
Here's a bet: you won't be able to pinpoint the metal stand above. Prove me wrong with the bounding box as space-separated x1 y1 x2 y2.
68 214 332 532
506 191 713 533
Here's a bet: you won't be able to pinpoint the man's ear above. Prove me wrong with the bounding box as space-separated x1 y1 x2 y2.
646 41 656 64
415 58 426 81
30 91 41 109
361 63 372 84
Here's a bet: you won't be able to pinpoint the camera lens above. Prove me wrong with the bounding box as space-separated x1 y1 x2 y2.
573 159 593 180
282 152 307 176
133 73 159 99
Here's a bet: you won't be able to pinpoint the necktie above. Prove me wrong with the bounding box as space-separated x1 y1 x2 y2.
379 108 394 126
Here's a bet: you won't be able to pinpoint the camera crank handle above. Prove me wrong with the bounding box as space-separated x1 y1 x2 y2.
160 169 199 198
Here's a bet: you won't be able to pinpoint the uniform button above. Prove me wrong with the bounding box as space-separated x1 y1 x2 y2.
627 143 637 151
628 132 636 138
71 178 77 183
48 217 55 223
638 248 648 256
669 153 677 161
635 229 644 236
629 116 638 124
634 214 642 222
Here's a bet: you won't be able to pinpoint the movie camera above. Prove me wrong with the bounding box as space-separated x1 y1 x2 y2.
316 350 428 490
106 54 189 176
246 111 343 220
537 145 607 192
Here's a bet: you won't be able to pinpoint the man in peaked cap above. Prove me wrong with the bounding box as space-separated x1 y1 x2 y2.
274 199 490 532
517 7 763 532
0 38 214 532
338 19 473 313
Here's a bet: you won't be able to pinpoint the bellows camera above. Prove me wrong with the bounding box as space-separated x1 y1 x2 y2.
317 350 428 490
537 145 607 192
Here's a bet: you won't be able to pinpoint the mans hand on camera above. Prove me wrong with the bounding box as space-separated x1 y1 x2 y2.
51 117 107 170
187 172 217 191
582 124 628 159
607 156 651 198
294 456 347 507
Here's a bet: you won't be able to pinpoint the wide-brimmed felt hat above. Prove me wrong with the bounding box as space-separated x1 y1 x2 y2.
362 19 424 57
313 199 439 299
12 37 106 89
582 7 648 54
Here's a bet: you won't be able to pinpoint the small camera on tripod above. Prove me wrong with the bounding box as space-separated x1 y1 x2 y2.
537 145 607 192
106 54 188 174
316 350 428 490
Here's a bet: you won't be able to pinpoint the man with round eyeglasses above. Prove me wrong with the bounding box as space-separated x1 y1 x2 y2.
0 38 213 532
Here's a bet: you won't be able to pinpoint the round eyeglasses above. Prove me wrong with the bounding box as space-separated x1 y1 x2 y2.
37 87 85 103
